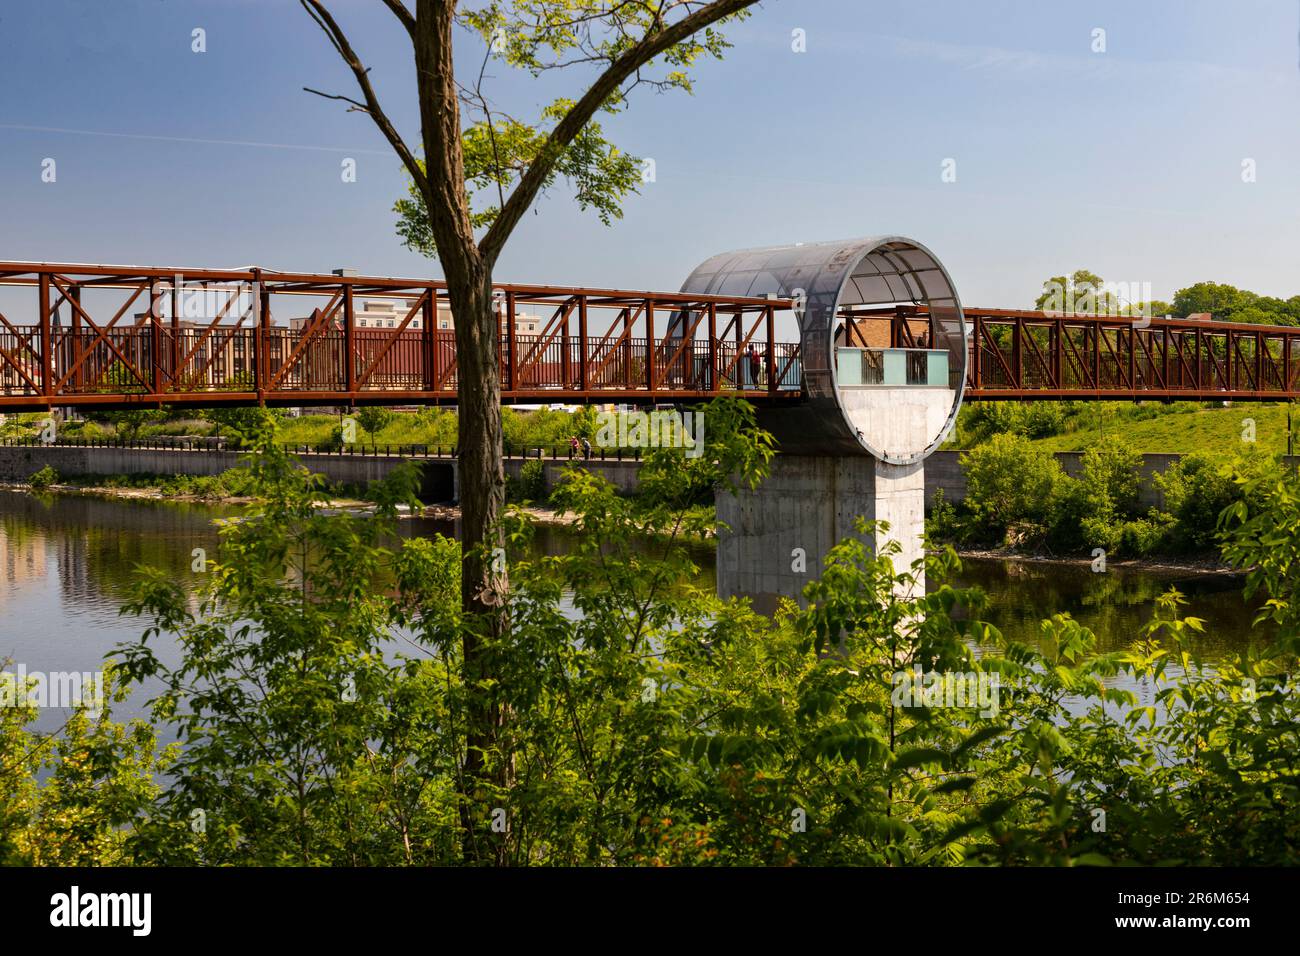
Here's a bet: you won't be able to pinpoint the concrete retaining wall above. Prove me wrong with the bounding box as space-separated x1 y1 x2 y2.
0 444 642 503
0 444 458 501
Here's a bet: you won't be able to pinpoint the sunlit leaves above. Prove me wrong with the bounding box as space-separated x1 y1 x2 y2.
395 102 641 256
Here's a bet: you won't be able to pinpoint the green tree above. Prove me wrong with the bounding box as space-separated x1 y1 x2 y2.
1035 269 1120 314
1155 450 1278 552
356 405 397 439
1081 435 1142 514
103 408 166 440
298 0 763 862
0 665 169 866
1171 281 1253 320
203 406 283 448
1056 435 1144 552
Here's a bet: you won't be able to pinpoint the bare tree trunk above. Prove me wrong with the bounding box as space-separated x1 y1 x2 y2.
413 2 511 865
445 268 511 866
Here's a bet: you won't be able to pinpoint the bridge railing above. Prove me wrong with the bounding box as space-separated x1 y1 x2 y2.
880 304 1300 399
0 263 805 408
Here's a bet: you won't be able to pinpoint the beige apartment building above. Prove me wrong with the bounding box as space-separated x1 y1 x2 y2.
288 298 542 334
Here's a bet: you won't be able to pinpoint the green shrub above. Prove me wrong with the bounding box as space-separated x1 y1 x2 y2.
1054 436 1144 554
1080 435 1142 515
1154 452 1244 551
316 424 347 452
201 407 280 448
28 465 58 490
507 458 547 503
953 401 1067 445
1116 516 1166 556
960 433 1063 544
925 487 961 542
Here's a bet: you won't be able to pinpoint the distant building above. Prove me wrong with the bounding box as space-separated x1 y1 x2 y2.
97 299 547 393
288 298 541 334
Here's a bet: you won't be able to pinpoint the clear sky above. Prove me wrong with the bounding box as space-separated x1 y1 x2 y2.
1 0 1298 308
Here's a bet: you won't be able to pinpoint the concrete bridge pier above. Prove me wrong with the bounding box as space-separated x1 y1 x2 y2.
715 454 926 612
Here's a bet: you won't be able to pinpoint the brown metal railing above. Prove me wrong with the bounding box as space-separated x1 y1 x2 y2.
0 262 803 409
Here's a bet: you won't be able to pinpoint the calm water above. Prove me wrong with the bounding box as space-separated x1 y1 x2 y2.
0 490 1270 732
953 556 1269 659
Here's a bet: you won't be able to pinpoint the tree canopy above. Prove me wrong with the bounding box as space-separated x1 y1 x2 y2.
1037 269 1300 326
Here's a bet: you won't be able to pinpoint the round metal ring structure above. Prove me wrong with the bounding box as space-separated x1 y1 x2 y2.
680 236 966 463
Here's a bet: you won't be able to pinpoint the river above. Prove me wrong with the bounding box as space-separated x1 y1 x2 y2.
0 490 1270 734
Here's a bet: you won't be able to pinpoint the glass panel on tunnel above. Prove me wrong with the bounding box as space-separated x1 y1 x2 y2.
832 243 960 460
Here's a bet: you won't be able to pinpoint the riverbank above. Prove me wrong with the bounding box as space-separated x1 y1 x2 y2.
0 479 582 528
950 545 1241 577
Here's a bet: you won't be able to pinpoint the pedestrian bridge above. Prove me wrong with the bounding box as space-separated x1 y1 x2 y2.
1 254 1295 441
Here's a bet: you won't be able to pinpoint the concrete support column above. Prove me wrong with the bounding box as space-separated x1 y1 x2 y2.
715 454 926 612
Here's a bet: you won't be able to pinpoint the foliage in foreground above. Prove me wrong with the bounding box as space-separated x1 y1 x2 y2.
1 395 1297 865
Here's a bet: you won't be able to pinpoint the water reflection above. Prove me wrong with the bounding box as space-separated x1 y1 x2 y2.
952 557 1270 660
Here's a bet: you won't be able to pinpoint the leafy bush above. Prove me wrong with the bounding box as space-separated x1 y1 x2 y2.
28 465 58 490
1116 516 1167 555
1080 435 1142 515
101 409 167 440
316 424 347 452
960 433 1063 544
1053 436 1145 553
954 402 1066 445
507 458 547 503
926 488 960 542
939 435 1267 558
1153 451 1265 552
3 399 1300 865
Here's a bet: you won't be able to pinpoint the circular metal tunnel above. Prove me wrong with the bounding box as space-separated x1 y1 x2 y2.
680 236 966 463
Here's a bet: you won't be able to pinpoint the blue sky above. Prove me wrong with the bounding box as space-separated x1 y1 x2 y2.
1 0 1298 308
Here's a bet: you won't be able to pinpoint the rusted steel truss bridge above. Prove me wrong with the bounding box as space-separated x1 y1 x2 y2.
0 263 1296 410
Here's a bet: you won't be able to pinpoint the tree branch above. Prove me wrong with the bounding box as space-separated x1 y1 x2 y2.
379 0 416 37
303 86 370 113
478 0 758 266
299 0 429 198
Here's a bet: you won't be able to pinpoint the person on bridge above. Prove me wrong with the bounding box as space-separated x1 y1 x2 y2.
581 437 592 459
569 435 580 458
747 346 760 388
